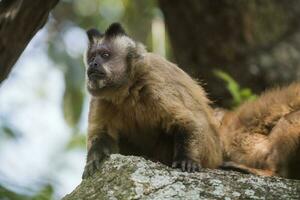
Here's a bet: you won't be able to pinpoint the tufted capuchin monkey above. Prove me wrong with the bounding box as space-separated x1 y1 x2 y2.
82 23 223 178
217 83 300 179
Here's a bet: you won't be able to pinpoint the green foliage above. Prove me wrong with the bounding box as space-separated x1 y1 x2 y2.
66 133 86 150
0 185 30 200
0 126 19 139
63 87 84 127
48 34 85 128
32 185 54 200
0 119 21 140
214 70 257 107
0 184 53 200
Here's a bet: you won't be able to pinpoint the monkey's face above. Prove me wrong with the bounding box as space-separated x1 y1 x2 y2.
86 38 130 91
85 23 136 95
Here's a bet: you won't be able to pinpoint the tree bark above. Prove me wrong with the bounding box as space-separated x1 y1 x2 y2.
63 154 300 200
0 0 59 84
158 0 300 106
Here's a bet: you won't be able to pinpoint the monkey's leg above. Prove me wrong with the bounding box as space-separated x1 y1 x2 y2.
265 110 300 177
82 132 118 179
171 125 201 172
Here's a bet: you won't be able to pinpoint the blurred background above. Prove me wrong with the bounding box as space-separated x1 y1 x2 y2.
1 0 300 199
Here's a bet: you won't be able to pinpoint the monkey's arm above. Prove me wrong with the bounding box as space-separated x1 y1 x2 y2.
157 90 222 171
82 130 118 179
171 125 202 172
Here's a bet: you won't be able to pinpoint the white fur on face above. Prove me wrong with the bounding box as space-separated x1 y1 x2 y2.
102 64 111 76
97 80 105 88
87 79 105 89
114 36 135 50
83 49 89 69
113 36 147 57
94 38 104 49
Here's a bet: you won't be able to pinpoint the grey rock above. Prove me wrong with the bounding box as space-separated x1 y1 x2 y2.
63 154 300 200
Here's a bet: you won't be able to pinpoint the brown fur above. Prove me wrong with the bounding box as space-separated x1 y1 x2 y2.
218 83 300 179
83 23 223 178
88 53 222 167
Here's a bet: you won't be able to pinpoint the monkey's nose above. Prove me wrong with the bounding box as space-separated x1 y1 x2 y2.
93 62 99 68
90 60 100 68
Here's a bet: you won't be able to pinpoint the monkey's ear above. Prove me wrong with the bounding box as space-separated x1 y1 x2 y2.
86 28 103 43
105 23 126 37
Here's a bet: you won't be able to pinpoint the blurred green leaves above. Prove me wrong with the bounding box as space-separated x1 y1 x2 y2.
66 134 86 150
32 185 54 200
0 126 19 139
62 58 85 127
73 0 99 17
99 0 125 22
214 70 257 107
48 29 85 128
63 87 84 127
0 184 53 200
0 185 30 200
0 118 21 140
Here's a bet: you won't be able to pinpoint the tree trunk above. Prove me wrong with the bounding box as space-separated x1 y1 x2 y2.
63 154 300 200
158 0 300 106
0 0 59 84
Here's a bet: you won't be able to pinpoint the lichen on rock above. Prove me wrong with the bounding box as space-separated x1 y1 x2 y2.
63 154 300 200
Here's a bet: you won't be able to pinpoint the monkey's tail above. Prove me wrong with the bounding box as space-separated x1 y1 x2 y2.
219 161 275 177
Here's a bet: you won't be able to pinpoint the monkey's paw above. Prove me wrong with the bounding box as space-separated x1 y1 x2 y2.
172 159 201 172
82 158 102 179
82 157 105 179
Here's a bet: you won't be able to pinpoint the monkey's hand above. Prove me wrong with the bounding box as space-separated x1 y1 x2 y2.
172 158 201 173
82 135 117 179
172 126 201 172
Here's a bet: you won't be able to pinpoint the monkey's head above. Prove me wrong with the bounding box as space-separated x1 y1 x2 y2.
84 23 145 97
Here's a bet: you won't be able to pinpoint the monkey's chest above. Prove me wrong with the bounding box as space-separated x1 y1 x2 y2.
109 104 161 139
104 105 174 164
118 128 174 165
113 119 173 164
120 126 162 150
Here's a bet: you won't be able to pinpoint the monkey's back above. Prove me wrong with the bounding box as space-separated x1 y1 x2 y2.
234 83 300 133
220 83 300 178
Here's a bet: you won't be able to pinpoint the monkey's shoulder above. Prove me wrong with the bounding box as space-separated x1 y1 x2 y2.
134 53 207 97
134 53 188 78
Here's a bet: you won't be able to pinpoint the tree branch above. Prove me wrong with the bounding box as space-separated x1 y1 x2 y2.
0 0 59 84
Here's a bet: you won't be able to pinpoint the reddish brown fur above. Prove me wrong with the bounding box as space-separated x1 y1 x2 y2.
88 53 223 168
218 83 300 179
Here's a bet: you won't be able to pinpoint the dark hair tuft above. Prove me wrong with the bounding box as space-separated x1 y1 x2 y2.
105 23 126 37
86 28 103 42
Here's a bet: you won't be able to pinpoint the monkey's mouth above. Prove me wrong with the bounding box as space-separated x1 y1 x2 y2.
87 70 106 81
88 74 104 81
87 78 107 90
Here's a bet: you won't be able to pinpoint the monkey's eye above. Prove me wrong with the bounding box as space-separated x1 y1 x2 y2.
89 56 95 62
101 52 110 59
